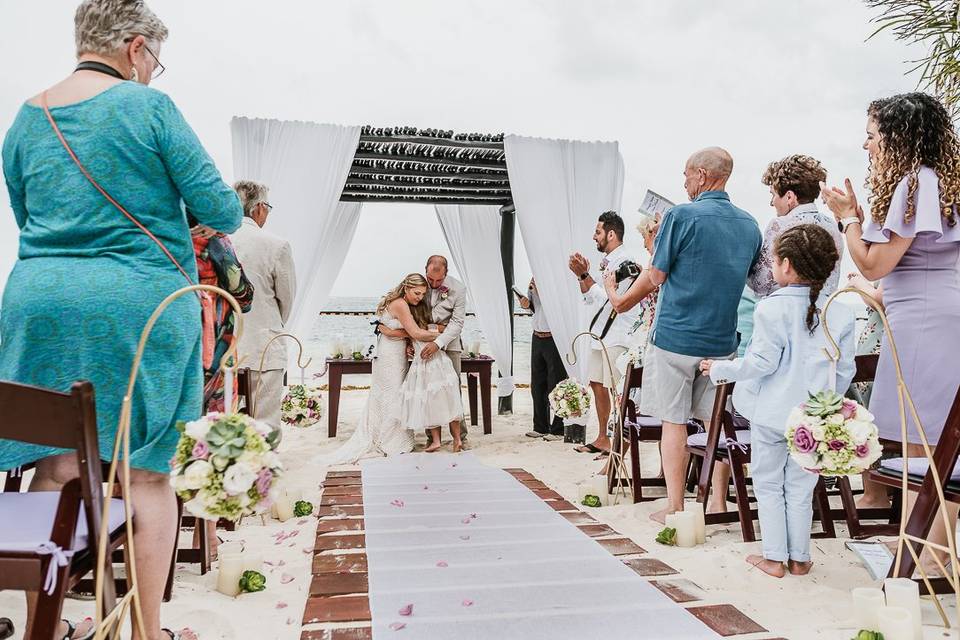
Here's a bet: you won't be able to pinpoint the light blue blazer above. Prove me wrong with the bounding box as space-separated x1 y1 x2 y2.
709 286 857 430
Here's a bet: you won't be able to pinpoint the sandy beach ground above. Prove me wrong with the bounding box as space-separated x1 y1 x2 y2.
3 388 956 639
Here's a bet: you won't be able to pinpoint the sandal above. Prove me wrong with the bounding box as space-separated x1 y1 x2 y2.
574 443 607 454
61 619 94 640
163 629 197 640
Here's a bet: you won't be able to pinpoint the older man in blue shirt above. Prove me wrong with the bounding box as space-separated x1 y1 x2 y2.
606 147 762 523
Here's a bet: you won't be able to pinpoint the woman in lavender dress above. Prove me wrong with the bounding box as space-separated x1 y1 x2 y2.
822 92 960 567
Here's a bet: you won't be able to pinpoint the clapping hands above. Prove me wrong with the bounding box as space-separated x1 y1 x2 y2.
820 178 864 223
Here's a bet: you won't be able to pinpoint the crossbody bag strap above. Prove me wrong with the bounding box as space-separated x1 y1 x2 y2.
40 91 195 286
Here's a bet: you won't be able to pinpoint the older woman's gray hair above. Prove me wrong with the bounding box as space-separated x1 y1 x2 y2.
74 0 168 57
233 180 270 217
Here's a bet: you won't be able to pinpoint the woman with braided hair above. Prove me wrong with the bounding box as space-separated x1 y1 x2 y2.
821 93 960 517
700 224 857 578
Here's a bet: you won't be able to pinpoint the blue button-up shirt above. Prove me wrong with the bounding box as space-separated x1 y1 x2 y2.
650 191 762 357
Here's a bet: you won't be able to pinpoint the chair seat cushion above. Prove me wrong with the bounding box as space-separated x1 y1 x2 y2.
687 430 752 449
628 415 662 428
879 457 960 482
0 491 126 553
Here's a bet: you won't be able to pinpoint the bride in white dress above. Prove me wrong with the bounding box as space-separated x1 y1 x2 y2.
324 274 444 464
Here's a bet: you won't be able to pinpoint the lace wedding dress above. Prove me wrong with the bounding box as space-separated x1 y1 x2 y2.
323 312 415 464
401 340 463 429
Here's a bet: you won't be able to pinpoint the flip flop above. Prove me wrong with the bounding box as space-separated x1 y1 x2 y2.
574 443 607 454
61 619 94 640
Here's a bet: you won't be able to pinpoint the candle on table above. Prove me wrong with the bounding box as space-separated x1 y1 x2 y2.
470 342 481 356
684 503 706 544
216 553 244 597
852 587 885 631
877 606 914 640
884 578 922 639
671 511 697 548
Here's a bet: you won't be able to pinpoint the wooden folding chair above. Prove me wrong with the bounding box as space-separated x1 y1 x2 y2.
686 381 838 542
866 382 960 593
0 380 128 640
615 364 700 503
835 353 903 538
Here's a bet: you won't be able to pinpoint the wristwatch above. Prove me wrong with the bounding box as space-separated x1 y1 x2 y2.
579 272 589 281
838 217 862 232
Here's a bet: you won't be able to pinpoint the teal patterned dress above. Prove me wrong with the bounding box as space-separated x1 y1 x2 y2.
0 82 242 473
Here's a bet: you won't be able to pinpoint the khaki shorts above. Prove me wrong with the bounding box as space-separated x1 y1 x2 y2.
639 344 734 424
587 346 627 389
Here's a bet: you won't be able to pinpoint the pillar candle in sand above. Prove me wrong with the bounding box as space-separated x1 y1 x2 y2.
216 553 244 597
683 503 706 544
851 587 884 631
877 606 914 640
884 578 921 639
670 511 697 548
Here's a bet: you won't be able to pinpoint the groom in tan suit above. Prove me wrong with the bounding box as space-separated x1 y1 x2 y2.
423 255 467 434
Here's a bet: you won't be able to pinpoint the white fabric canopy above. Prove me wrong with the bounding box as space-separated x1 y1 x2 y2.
230 117 361 340
435 205 514 397
504 135 625 381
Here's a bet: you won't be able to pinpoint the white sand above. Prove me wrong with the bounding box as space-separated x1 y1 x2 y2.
2 388 956 639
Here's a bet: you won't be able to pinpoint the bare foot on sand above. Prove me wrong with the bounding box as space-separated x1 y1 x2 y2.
855 496 892 510
746 554 785 578
425 441 442 452
706 500 728 515
452 439 463 453
787 560 813 576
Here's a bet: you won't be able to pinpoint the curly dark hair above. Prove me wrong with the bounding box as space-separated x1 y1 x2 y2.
598 210 625 241
761 154 827 203
773 224 839 334
866 92 960 227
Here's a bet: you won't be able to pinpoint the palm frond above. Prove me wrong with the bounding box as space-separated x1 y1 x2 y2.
865 0 960 115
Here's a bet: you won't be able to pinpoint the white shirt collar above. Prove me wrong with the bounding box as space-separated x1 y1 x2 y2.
786 202 820 217
242 217 260 229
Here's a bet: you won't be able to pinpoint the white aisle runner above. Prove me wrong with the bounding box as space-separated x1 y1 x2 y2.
361 453 720 639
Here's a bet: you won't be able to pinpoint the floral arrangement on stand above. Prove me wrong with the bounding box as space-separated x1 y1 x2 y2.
549 379 592 419
785 390 882 476
281 384 324 427
170 412 283 521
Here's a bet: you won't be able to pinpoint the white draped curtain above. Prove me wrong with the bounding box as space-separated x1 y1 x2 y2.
230 117 361 339
435 205 514 397
504 135 624 382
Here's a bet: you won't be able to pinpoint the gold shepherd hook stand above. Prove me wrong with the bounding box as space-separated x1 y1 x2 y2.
93 284 244 640
567 332 632 505
250 333 318 416
823 287 959 628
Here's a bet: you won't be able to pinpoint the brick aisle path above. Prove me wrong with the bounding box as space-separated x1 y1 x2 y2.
300 468 780 640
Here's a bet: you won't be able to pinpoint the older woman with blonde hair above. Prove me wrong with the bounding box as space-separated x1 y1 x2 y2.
0 1 241 638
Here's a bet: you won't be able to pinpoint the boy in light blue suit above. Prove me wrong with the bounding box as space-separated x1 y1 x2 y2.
701 225 856 578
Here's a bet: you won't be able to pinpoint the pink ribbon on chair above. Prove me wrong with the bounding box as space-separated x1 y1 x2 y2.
724 437 750 454
35 541 75 595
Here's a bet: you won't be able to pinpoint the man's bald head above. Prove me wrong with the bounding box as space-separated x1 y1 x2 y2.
686 147 733 180
683 147 734 200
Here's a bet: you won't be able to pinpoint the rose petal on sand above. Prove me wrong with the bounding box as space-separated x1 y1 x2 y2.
398 604 413 616
469 513 478 519
280 573 295 584
462 599 474 607
286 617 295 625
389 622 406 631
461 518 471 524
302 546 314 554
275 602 288 609
459 535 470 541
436 561 448 568
390 499 405 508
298 519 308 525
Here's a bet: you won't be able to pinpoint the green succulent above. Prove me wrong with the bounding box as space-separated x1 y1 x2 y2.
239 570 266 593
581 494 601 508
205 415 248 459
851 631 883 640
265 424 282 450
656 527 677 546
294 500 314 517
805 390 844 418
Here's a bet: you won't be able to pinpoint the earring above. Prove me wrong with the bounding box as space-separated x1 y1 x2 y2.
130 67 139 83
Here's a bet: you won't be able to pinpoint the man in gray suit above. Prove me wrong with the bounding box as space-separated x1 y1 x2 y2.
423 255 467 435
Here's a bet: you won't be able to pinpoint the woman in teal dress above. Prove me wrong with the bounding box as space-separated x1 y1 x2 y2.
0 2 241 638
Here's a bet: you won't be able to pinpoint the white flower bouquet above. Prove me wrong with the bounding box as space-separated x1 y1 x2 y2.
785 390 882 476
170 412 283 521
549 379 592 419
281 384 324 427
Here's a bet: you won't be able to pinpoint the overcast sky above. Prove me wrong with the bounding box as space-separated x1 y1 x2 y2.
0 0 924 299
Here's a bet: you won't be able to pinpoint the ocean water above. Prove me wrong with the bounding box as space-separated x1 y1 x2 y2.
301 297 533 385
